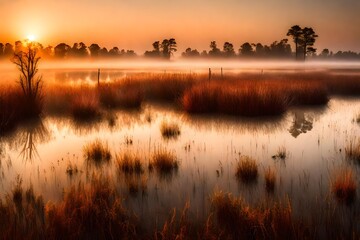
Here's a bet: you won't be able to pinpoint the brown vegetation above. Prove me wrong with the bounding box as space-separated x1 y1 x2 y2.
265 167 276 192
345 138 360 164
83 139 111 165
149 147 178 175
331 169 357 205
160 121 181 139
236 155 258 183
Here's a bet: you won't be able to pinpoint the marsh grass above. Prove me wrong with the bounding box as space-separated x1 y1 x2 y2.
236 156 258 183
211 191 300 239
345 138 360 163
66 162 79 177
150 147 178 176
116 152 143 175
272 146 287 160
265 167 276 192
331 169 357 205
99 82 143 109
83 139 111 165
160 121 181 139
45 176 136 239
70 92 101 121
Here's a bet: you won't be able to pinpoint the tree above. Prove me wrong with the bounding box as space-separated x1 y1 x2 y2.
109 47 120 57
301 27 318 60
12 40 43 116
320 48 330 58
270 39 292 58
89 44 101 57
239 42 254 56
208 41 221 57
144 41 161 58
4 43 14 57
54 43 71 58
161 38 177 59
181 48 200 58
0 43 4 58
223 42 235 57
287 25 302 60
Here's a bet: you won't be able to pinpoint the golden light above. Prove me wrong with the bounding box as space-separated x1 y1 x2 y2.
27 34 36 42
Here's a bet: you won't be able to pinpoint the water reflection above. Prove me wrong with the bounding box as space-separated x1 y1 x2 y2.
288 110 313 138
54 70 125 84
183 113 286 134
17 119 50 161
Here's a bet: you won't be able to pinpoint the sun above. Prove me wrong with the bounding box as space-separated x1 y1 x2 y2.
27 34 36 42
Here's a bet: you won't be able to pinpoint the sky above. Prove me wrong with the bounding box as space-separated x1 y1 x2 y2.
1 0 360 54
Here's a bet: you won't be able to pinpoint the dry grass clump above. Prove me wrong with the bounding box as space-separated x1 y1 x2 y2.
265 167 276 192
150 148 178 174
46 176 136 239
182 81 289 116
331 169 357 205
211 191 300 239
99 81 143 109
116 152 143 175
0 177 45 239
0 86 43 134
345 138 360 163
132 73 196 102
285 80 329 105
236 156 258 183
70 92 101 121
272 146 287 160
83 139 111 165
160 121 181 139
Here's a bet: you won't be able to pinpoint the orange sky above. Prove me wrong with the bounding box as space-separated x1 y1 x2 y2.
1 0 360 54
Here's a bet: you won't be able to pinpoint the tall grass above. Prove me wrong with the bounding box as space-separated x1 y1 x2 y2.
83 139 111 165
345 138 360 164
149 147 178 176
331 169 357 205
99 81 143 109
210 191 303 239
236 156 258 183
116 152 143 175
160 121 181 139
265 167 276 192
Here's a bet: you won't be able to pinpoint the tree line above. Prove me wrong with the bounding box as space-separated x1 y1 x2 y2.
1 26 360 61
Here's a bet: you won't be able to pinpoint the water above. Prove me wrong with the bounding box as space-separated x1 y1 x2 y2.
1 66 360 231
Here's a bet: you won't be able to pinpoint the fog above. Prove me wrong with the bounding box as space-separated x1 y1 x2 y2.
1 59 360 85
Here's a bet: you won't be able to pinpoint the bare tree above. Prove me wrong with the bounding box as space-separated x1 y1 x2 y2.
12 41 43 116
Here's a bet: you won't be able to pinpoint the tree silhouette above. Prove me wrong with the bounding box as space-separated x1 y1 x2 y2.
182 48 200 58
301 27 318 60
270 39 292 58
12 41 43 117
4 43 14 57
209 41 221 57
287 25 302 60
54 43 71 58
0 43 4 58
89 44 101 57
223 42 235 57
144 41 161 58
161 38 177 59
109 47 120 57
239 42 254 56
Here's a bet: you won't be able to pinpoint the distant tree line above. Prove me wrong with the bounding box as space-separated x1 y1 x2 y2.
1 26 360 61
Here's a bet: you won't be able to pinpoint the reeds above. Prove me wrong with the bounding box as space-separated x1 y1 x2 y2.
236 156 258 183
99 82 143 109
331 169 357 205
150 147 178 174
83 139 111 164
160 121 181 139
265 167 276 192
210 191 298 239
116 152 143 175
70 91 101 121
345 138 360 163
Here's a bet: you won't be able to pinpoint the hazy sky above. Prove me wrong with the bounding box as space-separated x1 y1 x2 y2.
1 0 360 54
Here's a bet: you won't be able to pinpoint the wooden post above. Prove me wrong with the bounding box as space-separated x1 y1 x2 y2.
97 68 100 87
208 68 211 81
221 67 223 79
